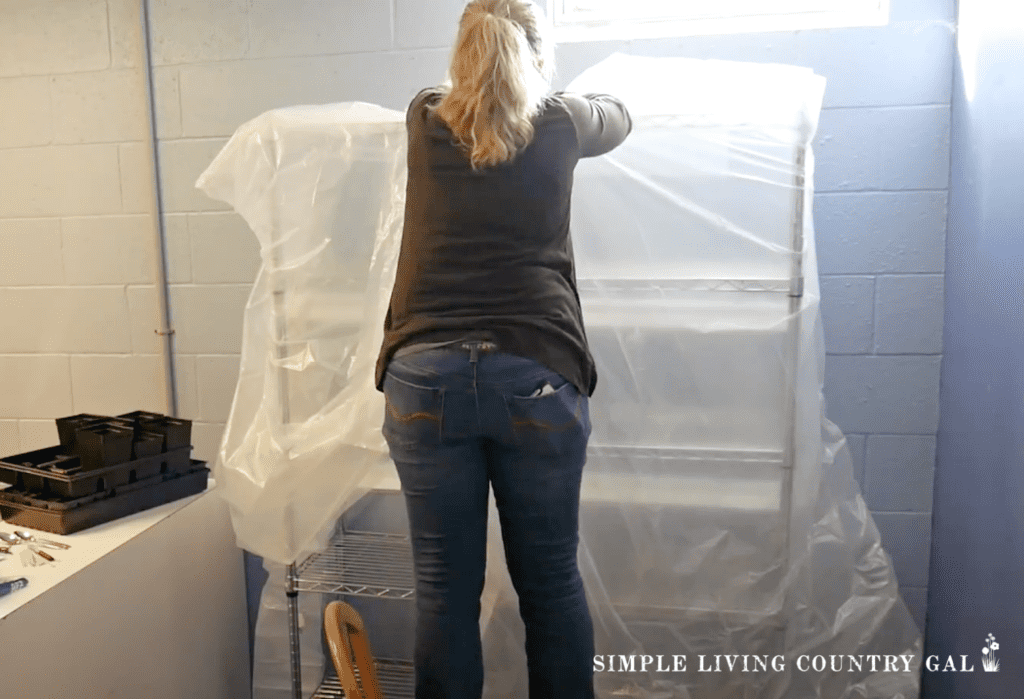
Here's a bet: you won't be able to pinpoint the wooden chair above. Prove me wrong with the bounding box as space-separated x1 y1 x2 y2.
323 601 384 699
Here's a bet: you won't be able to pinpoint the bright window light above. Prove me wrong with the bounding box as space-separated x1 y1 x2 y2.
548 0 889 42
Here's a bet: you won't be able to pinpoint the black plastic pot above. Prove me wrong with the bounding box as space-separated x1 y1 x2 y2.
116 411 165 439
55 414 109 448
69 424 134 471
118 410 168 423
133 430 165 459
134 416 192 452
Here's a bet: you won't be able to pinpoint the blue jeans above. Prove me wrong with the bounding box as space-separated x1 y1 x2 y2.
382 343 595 699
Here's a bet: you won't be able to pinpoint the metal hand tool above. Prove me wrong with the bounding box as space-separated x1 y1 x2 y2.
13 531 70 550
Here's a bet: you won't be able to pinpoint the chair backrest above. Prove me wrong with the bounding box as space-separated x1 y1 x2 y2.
323 601 384 699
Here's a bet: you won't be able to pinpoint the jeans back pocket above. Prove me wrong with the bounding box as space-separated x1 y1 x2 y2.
504 377 591 456
382 371 445 448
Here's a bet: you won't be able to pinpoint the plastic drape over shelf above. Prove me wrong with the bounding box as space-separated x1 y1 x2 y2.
197 54 923 699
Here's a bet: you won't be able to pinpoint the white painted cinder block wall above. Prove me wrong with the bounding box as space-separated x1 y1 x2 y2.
0 0 952 634
0 0 169 453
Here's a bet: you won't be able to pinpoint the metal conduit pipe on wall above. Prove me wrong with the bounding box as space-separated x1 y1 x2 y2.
135 1 268 681
137 0 178 418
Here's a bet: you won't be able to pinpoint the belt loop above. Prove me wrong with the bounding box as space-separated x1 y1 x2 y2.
461 340 496 365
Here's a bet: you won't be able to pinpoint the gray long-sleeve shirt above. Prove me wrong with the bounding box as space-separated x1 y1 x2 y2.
375 88 632 396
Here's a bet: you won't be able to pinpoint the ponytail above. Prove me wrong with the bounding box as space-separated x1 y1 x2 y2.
433 0 552 169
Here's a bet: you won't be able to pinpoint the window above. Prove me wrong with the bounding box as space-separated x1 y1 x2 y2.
547 0 889 42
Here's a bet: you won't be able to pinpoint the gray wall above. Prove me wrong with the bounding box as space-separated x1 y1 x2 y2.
924 1 1024 696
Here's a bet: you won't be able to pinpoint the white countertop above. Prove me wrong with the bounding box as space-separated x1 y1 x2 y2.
0 486 209 621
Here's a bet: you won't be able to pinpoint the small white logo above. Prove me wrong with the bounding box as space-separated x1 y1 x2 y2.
981 633 1000 672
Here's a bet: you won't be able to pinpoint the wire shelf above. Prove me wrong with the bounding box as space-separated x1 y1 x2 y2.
296 530 415 598
310 658 415 699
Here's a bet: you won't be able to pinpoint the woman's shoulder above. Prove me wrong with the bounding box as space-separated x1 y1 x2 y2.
409 87 445 112
536 92 577 125
544 91 593 119
541 91 569 111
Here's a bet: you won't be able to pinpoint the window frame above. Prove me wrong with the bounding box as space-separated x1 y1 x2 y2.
544 0 890 43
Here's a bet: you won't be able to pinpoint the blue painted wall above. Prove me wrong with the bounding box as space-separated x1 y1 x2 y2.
923 1 1024 696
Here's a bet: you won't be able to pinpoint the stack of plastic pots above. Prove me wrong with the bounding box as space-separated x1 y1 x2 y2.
0 411 208 534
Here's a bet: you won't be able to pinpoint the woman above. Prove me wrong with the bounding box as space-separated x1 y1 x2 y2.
375 1 631 697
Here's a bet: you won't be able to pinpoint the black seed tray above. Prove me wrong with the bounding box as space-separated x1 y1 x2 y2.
0 444 192 499
0 462 209 535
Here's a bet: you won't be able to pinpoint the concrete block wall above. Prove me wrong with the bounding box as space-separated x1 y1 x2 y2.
0 0 171 454
142 0 452 466
0 0 951 642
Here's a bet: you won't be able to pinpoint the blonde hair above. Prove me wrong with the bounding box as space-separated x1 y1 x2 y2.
432 0 553 169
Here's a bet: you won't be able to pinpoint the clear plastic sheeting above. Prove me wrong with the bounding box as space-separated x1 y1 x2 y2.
197 54 923 698
196 102 407 565
251 562 325 699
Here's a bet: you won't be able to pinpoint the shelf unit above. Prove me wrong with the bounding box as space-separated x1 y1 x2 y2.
279 255 804 695
309 659 415 699
295 531 415 599
287 529 416 699
259 96 811 693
